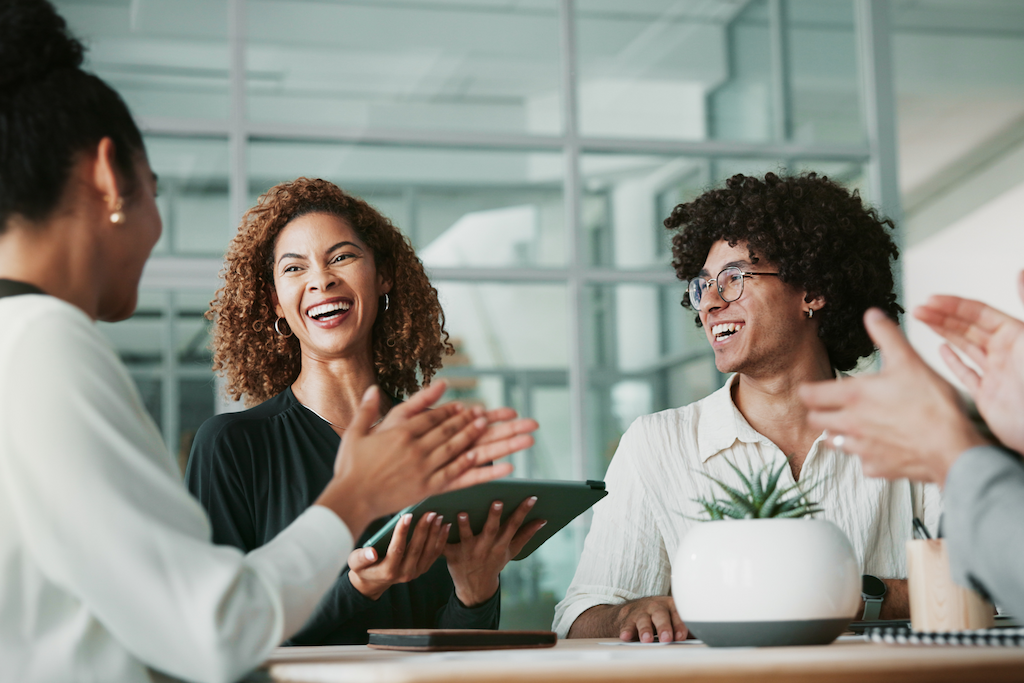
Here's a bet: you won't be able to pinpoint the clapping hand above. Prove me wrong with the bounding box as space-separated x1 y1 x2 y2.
317 382 533 539
914 270 1024 455
799 309 988 485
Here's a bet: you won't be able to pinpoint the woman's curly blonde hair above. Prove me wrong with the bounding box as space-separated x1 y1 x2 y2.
209 177 453 406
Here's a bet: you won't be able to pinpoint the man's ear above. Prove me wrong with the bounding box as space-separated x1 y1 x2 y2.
804 292 826 315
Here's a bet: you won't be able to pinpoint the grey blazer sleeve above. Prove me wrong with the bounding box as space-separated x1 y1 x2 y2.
943 445 1024 616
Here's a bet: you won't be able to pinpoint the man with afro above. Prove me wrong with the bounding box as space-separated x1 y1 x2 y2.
553 172 939 642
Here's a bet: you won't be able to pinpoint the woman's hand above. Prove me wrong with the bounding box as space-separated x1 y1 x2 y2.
799 309 988 485
443 497 547 607
347 511 451 600
318 382 519 537
914 271 1024 455
432 406 539 495
472 407 540 452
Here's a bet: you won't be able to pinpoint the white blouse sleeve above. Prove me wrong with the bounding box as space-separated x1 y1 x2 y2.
0 302 352 683
552 418 671 637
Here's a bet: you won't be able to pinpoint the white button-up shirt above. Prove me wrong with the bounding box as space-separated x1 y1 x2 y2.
553 374 941 637
0 295 353 683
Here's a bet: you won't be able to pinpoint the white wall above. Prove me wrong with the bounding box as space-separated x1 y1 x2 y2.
903 179 1024 387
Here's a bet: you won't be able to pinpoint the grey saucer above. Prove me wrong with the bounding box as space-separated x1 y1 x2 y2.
686 618 852 647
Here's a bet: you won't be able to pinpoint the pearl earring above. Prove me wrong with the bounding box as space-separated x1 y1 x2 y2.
110 198 126 224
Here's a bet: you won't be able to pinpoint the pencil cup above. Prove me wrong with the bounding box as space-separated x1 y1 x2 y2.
906 539 994 632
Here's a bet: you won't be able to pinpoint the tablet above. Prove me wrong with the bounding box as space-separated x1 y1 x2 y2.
362 478 607 561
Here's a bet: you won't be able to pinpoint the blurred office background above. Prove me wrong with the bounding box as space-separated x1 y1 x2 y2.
59 0 1024 629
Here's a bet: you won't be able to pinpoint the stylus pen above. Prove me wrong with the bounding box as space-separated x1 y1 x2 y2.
912 517 932 540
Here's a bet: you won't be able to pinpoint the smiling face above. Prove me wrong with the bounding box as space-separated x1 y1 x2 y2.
271 212 389 363
697 239 820 377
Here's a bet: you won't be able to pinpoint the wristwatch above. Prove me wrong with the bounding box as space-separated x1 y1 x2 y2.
861 574 887 621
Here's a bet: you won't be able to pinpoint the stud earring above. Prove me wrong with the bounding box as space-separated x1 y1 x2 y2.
110 198 126 225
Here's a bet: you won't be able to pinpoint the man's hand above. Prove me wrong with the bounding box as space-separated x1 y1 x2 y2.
798 309 988 485
316 382 528 538
443 497 546 607
568 597 687 643
348 512 449 600
914 270 1024 455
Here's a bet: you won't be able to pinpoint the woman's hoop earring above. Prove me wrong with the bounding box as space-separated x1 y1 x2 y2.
274 317 293 338
383 293 390 312
806 308 814 319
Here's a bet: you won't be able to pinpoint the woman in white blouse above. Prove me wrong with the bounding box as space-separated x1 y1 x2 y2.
0 2 529 681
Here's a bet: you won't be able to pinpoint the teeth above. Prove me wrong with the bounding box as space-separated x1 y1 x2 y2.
712 322 743 338
307 301 351 318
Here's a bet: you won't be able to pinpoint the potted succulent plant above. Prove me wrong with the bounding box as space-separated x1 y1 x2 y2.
672 458 860 647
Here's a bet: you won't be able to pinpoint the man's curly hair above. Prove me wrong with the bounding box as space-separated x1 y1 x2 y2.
209 177 453 406
664 172 902 372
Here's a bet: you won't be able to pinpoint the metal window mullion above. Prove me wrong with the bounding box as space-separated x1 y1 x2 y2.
166 181 178 254
430 267 678 284
855 0 903 303
141 256 684 287
215 0 250 417
560 0 591 566
561 0 585 487
229 0 248 226
137 116 872 162
161 291 179 457
229 120 873 160
769 0 792 144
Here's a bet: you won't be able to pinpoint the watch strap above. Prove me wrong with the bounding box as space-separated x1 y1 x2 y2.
861 597 883 621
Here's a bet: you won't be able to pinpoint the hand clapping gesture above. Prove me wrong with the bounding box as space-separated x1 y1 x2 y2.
317 381 537 545
914 270 1024 455
799 309 988 484
335 388 541 599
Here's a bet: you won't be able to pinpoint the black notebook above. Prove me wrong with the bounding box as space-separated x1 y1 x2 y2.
865 625 1024 646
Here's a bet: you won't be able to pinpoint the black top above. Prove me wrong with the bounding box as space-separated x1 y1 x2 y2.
0 279 44 298
185 387 500 645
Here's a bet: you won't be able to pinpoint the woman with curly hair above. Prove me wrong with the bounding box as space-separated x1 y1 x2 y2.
186 178 543 645
555 172 939 642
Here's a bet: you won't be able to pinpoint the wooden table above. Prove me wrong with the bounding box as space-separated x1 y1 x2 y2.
262 637 1024 683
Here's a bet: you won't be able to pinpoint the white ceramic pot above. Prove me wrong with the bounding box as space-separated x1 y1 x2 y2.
672 518 860 647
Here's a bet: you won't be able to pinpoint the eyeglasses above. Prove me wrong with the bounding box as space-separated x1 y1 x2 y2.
686 267 779 309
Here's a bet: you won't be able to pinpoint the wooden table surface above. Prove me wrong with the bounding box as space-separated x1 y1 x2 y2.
263 636 1024 683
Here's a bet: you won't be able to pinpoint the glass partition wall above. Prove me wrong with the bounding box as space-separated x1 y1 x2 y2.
61 0 895 630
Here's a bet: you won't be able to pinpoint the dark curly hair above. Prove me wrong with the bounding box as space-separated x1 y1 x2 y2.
665 172 902 372
209 177 453 406
0 0 144 231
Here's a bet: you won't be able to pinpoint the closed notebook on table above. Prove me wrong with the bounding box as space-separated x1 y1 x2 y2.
367 629 557 651
362 478 607 561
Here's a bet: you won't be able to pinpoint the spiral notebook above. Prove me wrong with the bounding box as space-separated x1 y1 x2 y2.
865 625 1024 647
